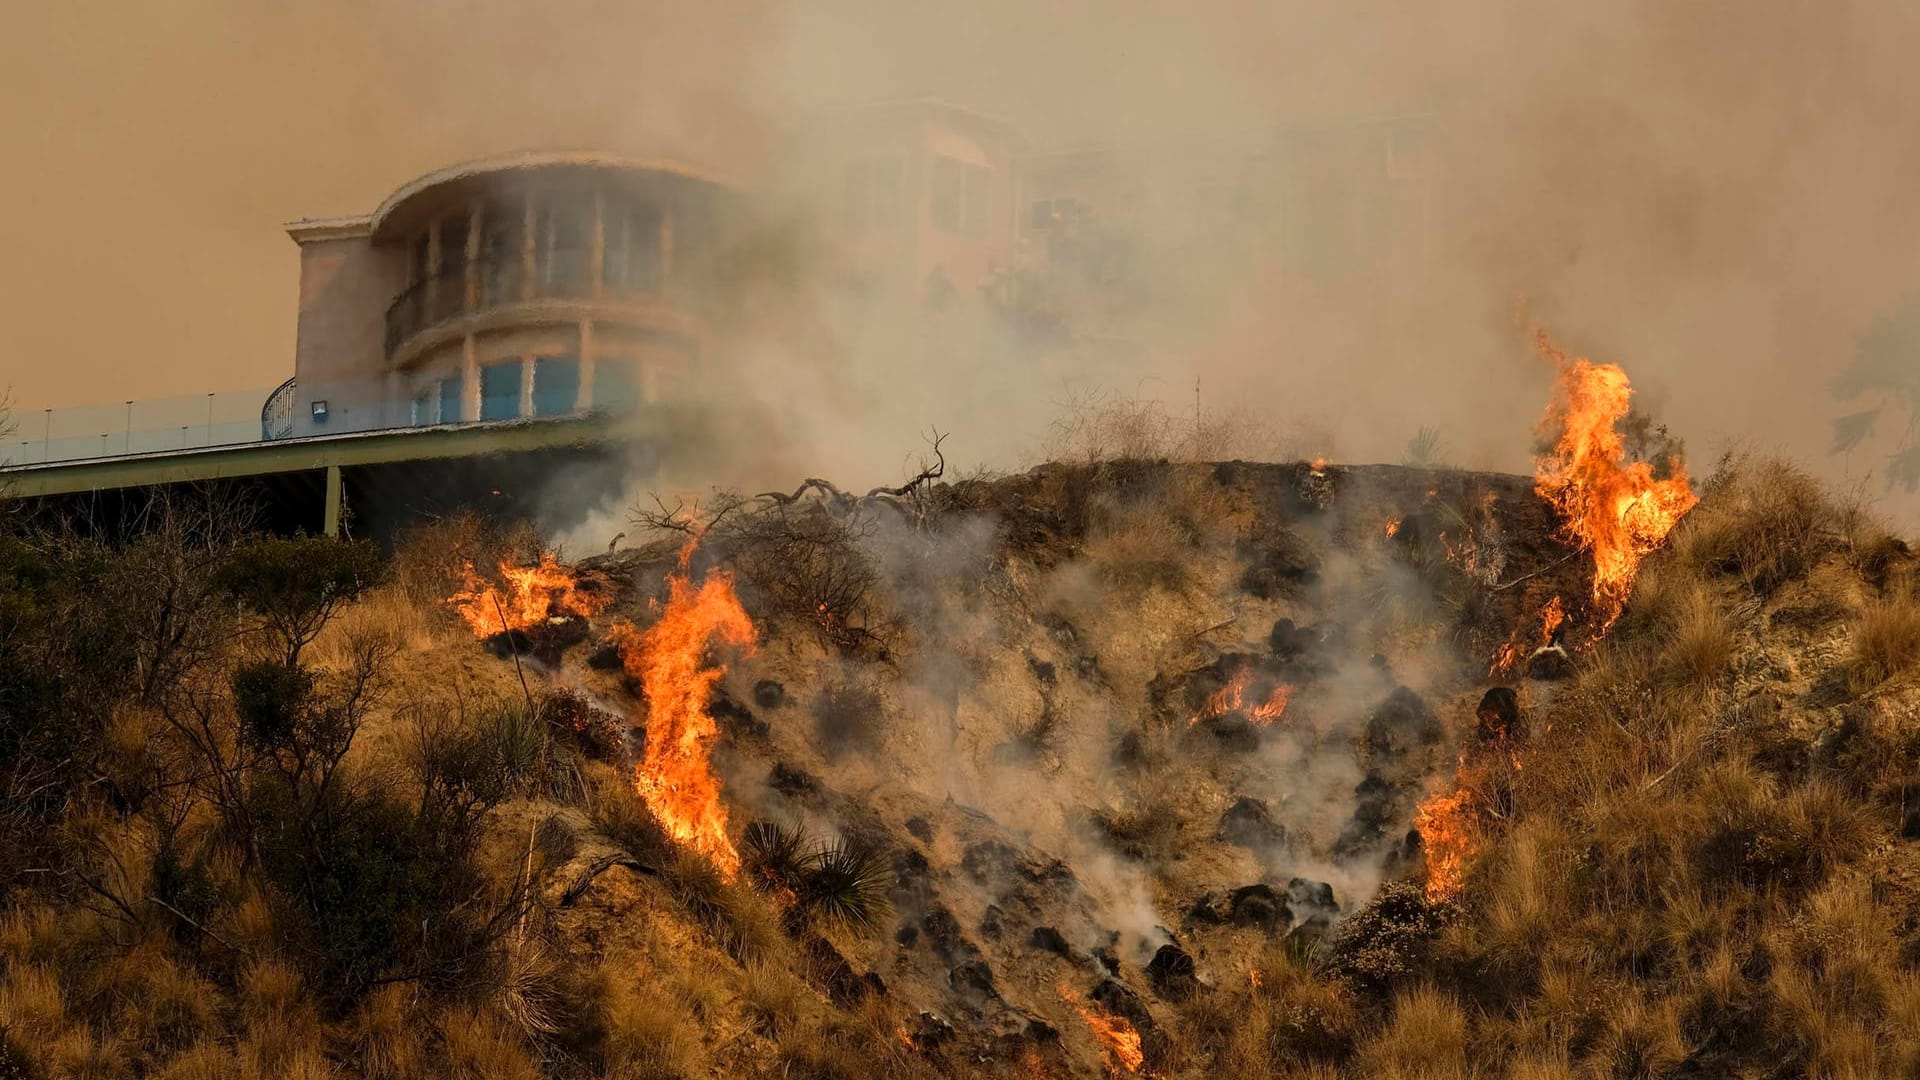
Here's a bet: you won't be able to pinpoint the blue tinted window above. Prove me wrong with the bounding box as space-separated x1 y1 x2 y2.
480 361 521 422
594 359 640 412
437 375 462 424
533 356 580 417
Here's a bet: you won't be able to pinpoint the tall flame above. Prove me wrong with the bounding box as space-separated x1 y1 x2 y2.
449 553 607 637
1059 985 1144 1075
614 557 756 879
1532 331 1697 627
1413 774 1479 902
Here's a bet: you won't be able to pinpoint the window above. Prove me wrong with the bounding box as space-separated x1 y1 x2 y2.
481 198 523 305
532 356 580 417
603 200 663 292
479 361 521 422
931 156 992 237
539 192 591 293
439 211 470 274
437 374 463 424
593 359 640 412
410 390 433 426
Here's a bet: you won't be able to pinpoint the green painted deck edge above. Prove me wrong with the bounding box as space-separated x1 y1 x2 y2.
2 414 649 498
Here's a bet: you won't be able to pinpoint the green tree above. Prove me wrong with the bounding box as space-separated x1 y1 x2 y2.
214 535 383 665
1833 294 1920 491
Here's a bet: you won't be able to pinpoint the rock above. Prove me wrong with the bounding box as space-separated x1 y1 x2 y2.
905 815 934 843
1090 978 1154 1032
1186 893 1226 925
709 689 767 739
1092 945 1121 977
1526 644 1574 681
1285 912 1335 955
1365 686 1441 761
767 762 818 797
909 1011 955 1051
1333 773 1402 856
1268 617 1314 660
1476 686 1522 743
1286 877 1338 915
950 960 997 999
751 679 786 709
979 905 1006 940
586 638 625 670
1025 1016 1060 1043
1146 943 1199 1000
1029 926 1073 958
1228 884 1292 930
1219 796 1287 849
921 908 968 963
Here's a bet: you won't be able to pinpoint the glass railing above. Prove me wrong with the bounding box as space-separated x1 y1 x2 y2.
3 387 276 468
383 249 606 357
2 368 640 470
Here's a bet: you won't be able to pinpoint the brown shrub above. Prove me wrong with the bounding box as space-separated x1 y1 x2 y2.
1846 594 1920 691
1677 456 1835 594
1659 584 1735 687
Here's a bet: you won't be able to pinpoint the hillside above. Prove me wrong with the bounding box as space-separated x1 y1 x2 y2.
6 421 1918 1079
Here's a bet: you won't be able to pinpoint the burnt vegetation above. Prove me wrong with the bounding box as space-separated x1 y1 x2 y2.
0 454 1916 1079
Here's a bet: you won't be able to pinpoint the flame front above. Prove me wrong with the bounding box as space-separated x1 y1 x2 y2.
1059 985 1143 1075
449 553 606 637
615 566 756 880
1189 666 1292 727
1532 331 1697 627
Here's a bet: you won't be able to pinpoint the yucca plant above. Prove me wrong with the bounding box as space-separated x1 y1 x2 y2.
741 820 813 894
797 837 893 931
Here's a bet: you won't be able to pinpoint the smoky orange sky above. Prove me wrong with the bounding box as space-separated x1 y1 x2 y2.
5 1 1920 522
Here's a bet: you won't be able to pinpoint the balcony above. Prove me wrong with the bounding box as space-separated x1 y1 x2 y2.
383 248 613 359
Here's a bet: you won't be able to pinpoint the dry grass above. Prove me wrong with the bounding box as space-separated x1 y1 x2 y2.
1657 583 1736 687
1847 593 1920 691
1676 455 1836 594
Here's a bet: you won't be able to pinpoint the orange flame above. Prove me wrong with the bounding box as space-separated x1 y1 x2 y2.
614 561 756 879
1384 518 1401 538
1488 595 1568 677
448 553 607 637
1532 332 1697 628
1059 985 1144 1074
1309 456 1330 472
1412 779 1478 902
1248 967 1264 991
1189 667 1292 727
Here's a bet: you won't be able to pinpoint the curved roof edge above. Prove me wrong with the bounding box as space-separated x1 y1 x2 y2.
370 151 741 240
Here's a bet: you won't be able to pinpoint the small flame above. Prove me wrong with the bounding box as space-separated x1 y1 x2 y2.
1532 331 1697 628
1415 728 1523 902
1189 666 1292 727
448 553 606 637
1059 985 1144 1075
1309 456 1330 472
1488 596 1567 677
1384 517 1401 538
1539 595 1566 642
1248 967 1263 991
613 557 756 879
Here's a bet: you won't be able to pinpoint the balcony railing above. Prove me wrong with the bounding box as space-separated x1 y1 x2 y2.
384 249 608 357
